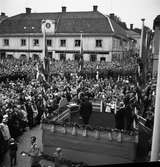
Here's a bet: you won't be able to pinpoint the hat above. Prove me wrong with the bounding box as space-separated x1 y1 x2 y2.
9 138 15 143
56 147 62 152
120 102 124 107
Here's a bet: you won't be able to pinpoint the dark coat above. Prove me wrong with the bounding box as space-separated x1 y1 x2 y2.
79 99 92 124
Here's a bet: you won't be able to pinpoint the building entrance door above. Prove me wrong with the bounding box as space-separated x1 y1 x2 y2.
90 54 97 62
0 51 6 59
60 53 66 61
33 54 39 61
100 57 106 62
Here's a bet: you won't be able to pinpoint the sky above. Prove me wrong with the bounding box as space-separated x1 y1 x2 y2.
0 0 159 29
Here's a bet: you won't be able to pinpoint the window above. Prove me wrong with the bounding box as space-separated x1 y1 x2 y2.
21 39 26 46
60 53 66 61
33 39 39 46
90 54 97 62
3 39 9 46
20 54 27 60
75 40 81 47
32 54 39 60
48 52 53 59
100 57 106 62
7 54 13 59
47 39 52 47
0 52 6 59
60 40 66 47
74 53 81 61
96 40 102 47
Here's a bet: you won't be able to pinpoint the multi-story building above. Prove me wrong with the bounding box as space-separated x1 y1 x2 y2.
152 15 160 75
126 24 141 55
0 6 129 62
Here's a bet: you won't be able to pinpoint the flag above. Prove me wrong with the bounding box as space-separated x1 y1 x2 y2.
44 42 50 75
138 63 141 77
96 65 99 80
36 63 39 80
78 32 84 71
36 62 46 82
80 33 83 56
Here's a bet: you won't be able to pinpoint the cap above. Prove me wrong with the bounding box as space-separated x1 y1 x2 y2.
56 147 62 152
9 138 15 143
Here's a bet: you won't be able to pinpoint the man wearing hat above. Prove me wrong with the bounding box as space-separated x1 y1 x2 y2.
115 102 125 130
54 147 63 167
79 95 92 125
28 136 41 167
9 138 18 167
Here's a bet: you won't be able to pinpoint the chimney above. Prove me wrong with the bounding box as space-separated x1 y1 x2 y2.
62 6 66 12
109 13 115 20
93 5 98 12
1 12 5 16
130 24 133 30
26 8 31 14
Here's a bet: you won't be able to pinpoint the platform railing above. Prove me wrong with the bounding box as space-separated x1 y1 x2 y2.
41 123 139 144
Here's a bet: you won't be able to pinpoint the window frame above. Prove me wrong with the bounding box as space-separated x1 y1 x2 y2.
59 53 66 61
96 39 102 48
3 39 9 46
47 39 52 47
33 39 39 46
60 39 66 47
74 39 81 47
21 39 26 46
90 54 97 62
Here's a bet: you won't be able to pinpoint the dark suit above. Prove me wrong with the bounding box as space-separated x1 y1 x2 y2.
115 107 125 130
79 99 92 125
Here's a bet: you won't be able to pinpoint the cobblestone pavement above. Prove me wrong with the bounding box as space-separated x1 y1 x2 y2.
0 125 54 167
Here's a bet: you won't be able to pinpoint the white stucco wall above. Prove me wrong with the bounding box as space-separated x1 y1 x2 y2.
0 35 127 62
0 36 113 51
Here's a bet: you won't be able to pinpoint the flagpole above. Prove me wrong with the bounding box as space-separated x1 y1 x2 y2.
80 31 83 58
42 22 46 63
79 31 83 72
139 18 145 59
150 33 160 161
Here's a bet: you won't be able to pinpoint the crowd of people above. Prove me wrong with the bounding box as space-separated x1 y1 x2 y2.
0 57 156 166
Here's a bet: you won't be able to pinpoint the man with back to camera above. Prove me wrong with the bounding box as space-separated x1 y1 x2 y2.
79 95 93 125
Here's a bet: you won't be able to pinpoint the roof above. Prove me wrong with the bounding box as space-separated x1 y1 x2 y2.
109 18 127 37
126 29 141 39
0 10 127 38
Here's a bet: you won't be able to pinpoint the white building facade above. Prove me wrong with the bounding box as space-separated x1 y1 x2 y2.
0 6 129 62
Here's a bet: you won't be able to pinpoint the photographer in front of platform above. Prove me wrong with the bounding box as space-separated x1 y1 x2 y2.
28 136 41 167
54 147 64 167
